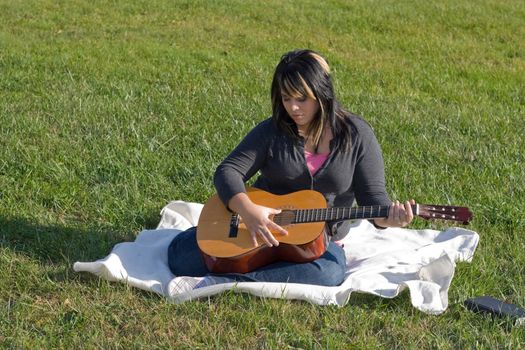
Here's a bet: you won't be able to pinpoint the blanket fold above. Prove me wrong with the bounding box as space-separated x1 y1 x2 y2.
73 200 479 314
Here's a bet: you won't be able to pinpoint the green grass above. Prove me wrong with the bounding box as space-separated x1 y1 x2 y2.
1 0 524 348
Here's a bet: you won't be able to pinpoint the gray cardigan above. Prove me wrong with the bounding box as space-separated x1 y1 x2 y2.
213 115 391 237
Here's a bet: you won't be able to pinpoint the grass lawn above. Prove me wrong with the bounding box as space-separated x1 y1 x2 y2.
1 0 524 348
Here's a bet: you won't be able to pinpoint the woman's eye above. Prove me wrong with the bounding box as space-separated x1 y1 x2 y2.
282 96 306 103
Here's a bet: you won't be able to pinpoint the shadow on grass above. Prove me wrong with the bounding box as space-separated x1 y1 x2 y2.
0 210 161 268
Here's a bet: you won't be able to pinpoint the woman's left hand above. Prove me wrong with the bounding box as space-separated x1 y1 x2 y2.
374 200 416 228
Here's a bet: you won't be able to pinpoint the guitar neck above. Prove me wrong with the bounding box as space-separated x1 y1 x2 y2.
290 204 419 224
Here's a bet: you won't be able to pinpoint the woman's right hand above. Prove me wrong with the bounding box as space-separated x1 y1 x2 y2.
228 193 288 247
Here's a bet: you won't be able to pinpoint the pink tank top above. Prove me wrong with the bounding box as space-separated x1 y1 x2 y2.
305 150 329 176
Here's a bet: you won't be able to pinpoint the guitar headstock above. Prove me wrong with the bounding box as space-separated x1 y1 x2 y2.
417 204 473 225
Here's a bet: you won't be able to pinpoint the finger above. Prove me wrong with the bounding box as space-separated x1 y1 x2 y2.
268 221 288 236
396 201 409 226
253 229 272 247
393 201 400 220
405 200 414 223
251 231 258 247
262 227 279 247
401 201 411 223
404 200 413 215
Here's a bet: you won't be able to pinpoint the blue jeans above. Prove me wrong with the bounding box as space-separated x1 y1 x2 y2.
167 226 346 286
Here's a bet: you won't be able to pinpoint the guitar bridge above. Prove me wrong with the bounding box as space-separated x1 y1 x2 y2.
229 214 240 238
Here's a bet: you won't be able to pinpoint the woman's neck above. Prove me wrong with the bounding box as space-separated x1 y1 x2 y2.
303 127 333 154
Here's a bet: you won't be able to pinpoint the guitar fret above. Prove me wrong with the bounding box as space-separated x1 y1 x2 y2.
293 205 392 224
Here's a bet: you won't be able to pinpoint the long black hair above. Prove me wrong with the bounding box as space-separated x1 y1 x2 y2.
270 49 352 152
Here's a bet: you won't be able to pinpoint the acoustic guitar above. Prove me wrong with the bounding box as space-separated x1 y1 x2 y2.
196 187 473 274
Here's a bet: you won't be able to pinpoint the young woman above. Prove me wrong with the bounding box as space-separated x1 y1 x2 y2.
168 49 415 289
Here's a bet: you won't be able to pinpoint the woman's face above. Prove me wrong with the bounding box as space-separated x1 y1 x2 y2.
281 92 320 130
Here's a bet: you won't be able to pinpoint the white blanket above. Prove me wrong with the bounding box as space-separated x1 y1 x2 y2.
73 200 479 314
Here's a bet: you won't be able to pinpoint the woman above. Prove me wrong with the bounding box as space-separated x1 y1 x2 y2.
168 49 414 289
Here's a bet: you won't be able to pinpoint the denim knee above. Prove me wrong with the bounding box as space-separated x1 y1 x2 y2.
167 227 209 277
314 242 346 286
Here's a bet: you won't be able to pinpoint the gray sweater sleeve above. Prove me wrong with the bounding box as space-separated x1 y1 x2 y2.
213 121 271 206
352 123 391 207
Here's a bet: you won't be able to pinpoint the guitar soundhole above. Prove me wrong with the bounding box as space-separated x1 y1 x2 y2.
273 207 296 227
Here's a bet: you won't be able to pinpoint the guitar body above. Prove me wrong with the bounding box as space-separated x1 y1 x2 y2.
196 188 328 273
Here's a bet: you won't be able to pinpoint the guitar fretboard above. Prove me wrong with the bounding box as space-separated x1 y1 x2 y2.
289 204 418 224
